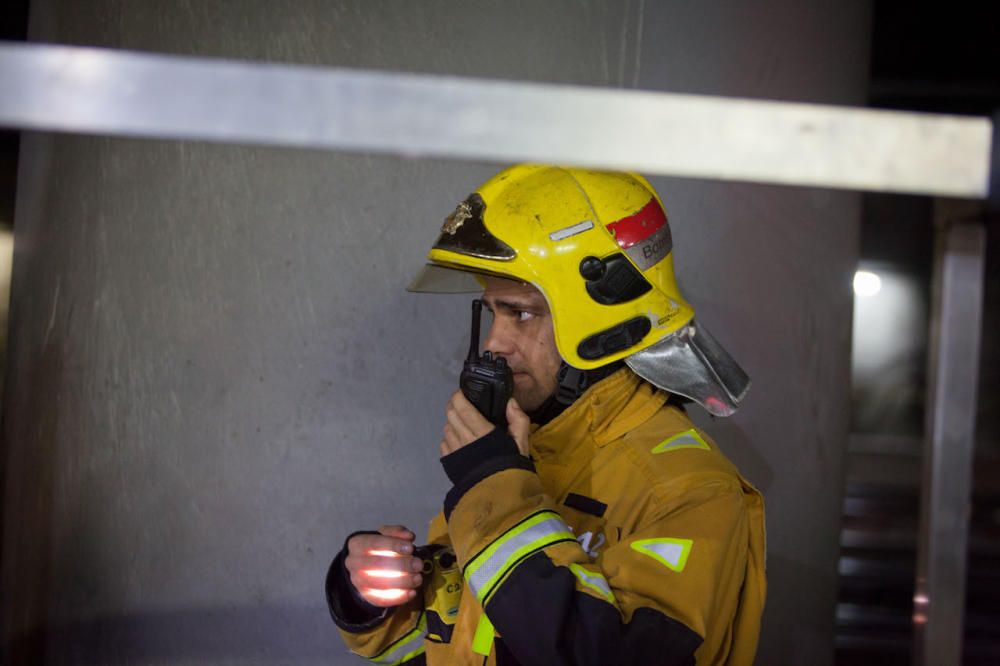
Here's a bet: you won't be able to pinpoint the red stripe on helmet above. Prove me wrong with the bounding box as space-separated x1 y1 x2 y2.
606 198 667 250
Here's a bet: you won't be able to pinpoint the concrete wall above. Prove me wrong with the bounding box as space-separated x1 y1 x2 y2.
2 1 870 664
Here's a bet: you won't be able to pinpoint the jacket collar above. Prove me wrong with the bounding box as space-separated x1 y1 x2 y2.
529 368 668 461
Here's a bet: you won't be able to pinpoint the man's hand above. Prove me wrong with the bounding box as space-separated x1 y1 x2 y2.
344 525 424 607
440 391 531 457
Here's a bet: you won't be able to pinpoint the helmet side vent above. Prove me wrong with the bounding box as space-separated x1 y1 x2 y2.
577 316 652 360
579 254 652 305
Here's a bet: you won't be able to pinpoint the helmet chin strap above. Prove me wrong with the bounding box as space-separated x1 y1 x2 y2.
527 360 624 426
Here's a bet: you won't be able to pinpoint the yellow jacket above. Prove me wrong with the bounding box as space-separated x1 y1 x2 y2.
329 369 766 665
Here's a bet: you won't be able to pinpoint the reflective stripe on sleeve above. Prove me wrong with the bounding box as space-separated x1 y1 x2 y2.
464 510 576 604
651 429 710 454
631 537 694 573
472 612 496 657
569 563 616 604
361 612 427 665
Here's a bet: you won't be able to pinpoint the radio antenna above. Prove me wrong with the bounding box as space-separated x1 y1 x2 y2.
468 300 482 362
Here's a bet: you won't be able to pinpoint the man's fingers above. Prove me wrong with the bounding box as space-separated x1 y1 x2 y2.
446 404 477 442
507 397 531 456
345 526 425 608
449 390 480 419
448 390 493 438
353 569 424 591
378 525 415 542
506 396 529 424
359 587 418 607
346 553 425 589
348 533 414 557
354 570 424 591
441 423 463 456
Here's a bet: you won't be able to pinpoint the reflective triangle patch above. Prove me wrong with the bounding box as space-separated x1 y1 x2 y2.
651 429 710 454
631 538 693 573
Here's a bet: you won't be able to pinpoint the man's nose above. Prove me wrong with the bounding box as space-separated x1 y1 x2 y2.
483 319 514 358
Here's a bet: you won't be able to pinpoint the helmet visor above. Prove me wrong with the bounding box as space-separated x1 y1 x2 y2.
625 319 750 417
432 193 516 261
407 264 485 293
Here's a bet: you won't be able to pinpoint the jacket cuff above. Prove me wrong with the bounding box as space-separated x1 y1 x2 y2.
325 531 393 632
441 427 521 484
441 428 535 521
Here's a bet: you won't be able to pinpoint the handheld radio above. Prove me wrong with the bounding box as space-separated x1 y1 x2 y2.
459 300 513 427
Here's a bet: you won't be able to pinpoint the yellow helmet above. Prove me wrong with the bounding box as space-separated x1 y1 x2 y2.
409 165 749 416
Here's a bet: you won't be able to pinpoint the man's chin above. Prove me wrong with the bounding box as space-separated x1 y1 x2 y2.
512 386 550 414
511 372 560 412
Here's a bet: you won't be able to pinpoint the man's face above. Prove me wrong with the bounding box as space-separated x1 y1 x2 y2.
481 277 563 412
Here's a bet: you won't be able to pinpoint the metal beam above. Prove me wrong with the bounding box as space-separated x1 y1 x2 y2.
913 202 986 666
0 42 993 198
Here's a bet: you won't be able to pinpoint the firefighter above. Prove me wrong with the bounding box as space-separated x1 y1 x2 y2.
326 165 766 665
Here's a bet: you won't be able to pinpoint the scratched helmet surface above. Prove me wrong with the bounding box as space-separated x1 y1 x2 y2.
409 164 750 416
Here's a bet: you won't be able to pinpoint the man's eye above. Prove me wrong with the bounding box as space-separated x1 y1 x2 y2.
517 310 535 322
